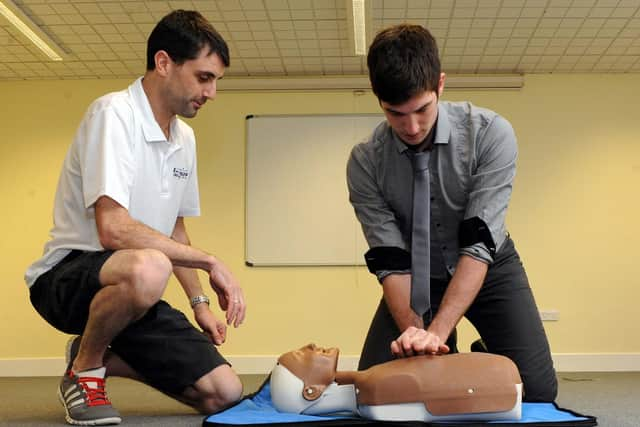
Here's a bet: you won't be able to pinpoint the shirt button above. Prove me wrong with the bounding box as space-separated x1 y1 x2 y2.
442 246 447 250
436 223 441 227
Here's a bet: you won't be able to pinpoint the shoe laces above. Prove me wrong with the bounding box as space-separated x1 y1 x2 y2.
71 372 112 407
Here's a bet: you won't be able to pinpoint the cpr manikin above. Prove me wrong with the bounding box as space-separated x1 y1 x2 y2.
270 344 523 422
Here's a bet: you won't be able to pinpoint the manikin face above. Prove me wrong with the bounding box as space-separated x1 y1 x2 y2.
164 48 225 118
277 343 339 400
380 73 446 146
289 343 339 368
271 344 343 412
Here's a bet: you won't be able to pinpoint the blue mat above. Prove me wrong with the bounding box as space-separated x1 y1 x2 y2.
203 382 596 426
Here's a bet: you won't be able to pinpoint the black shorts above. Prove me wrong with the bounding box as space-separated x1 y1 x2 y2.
29 250 229 395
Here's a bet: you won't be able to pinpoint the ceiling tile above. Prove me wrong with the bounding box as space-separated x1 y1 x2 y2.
520 7 544 18
279 48 300 56
555 28 578 37
223 11 247 21
605 18 629 29
244 10 269 20
611 7 637 18
267 10 291 20
498 7 520 18
619 27 640 37
585 45 607 54
589 8 614 18
598 28 622 37
544 46 566 54
39 15 65 25
258 47 280 57
566 7 590 18
298 39 320 50
290 9 314 19
428 8 453 19
512 27 535 37
295 30 317 40
576 28 600 37
256 41 278 50
274 30 296 39
610 37 633 47
248 21 271 31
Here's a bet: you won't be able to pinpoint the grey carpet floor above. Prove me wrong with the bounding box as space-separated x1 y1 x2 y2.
1 372 638 426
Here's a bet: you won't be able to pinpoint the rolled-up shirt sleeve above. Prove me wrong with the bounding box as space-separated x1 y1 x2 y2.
460 115 517 263
347 143 410 281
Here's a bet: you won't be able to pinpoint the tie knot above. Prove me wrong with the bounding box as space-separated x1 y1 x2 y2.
410 151 430 173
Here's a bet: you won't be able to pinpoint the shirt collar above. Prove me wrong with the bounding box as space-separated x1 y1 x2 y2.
434 103 451 146
129 77 176 143
391 102 451 154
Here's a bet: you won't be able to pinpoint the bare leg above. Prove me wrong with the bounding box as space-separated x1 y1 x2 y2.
102 350 144 381
70 248 241 413
170 365 243 414
71 249 172 373
100 352 241 413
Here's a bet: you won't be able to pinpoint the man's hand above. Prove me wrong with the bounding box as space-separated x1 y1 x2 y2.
194 304 227 345
208 259 246 327
390 326 450 357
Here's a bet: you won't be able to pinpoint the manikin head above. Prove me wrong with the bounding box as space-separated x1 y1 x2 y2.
271 344 356 415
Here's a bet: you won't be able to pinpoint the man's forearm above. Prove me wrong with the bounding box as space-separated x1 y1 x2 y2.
427 255 488 340
173 265 207 301
170 219 209 299
382 273 424 332
103 219 215 270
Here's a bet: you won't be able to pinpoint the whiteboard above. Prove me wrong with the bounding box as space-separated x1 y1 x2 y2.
245 114 385 266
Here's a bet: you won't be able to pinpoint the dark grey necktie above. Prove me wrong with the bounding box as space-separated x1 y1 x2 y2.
410 151 431 317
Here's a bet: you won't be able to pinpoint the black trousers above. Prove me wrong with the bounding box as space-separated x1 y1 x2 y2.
358 237 558 402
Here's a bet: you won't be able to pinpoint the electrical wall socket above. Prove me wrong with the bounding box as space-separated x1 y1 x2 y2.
539 310 560 321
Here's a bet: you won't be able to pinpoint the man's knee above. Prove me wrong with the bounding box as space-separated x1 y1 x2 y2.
497 351 558 402
122 249 172 310
523 373 558 402
195 365 243 413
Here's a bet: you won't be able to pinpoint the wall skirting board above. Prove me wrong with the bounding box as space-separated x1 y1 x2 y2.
0 353 639 377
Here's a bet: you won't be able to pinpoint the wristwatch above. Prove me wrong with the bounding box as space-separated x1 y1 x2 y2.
190 295 210 309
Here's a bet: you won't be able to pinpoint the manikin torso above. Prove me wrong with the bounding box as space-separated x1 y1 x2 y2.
270 345 522 422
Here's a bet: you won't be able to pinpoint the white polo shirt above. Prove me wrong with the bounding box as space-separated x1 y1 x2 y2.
25 77 200 287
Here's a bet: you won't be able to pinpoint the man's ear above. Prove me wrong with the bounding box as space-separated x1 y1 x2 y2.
154 50 172 76
437 72 446 97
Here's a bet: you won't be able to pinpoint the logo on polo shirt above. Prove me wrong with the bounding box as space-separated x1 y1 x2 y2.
173 167 189 179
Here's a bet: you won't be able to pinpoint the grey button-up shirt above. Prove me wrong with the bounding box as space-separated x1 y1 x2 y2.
347 101 517 281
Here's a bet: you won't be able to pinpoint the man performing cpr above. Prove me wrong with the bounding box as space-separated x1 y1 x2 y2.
347 23 557 402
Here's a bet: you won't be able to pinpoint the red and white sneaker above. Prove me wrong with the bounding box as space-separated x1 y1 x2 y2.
57 367 121 425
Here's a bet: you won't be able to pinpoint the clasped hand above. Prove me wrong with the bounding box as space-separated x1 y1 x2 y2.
391 326 450 357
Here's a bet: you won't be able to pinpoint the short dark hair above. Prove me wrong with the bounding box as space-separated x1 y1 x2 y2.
367 24 440 105
146 9 230 70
